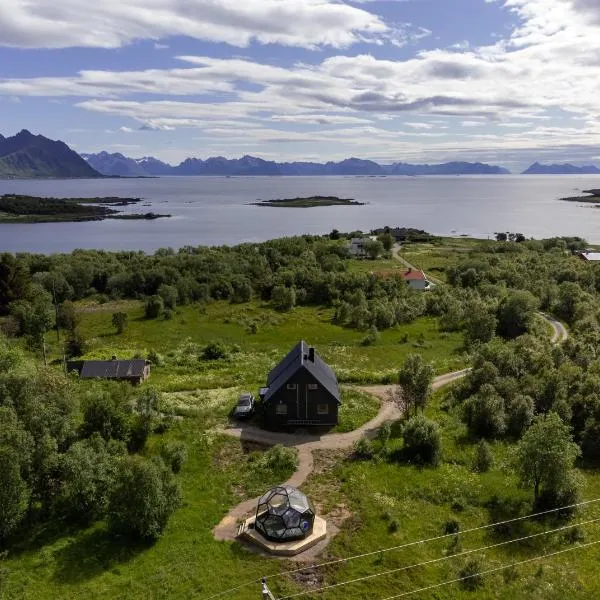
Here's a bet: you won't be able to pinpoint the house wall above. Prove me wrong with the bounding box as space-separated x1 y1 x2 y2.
407 279 430 291
264 368 339 428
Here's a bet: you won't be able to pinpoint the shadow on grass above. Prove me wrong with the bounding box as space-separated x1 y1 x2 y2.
52 528 150 584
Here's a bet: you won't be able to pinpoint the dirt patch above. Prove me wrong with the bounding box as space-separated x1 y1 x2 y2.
289 567 326 588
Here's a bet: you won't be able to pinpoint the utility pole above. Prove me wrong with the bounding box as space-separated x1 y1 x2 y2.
261 578 275 600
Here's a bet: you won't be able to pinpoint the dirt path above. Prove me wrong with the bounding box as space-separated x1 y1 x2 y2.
392 244 444 285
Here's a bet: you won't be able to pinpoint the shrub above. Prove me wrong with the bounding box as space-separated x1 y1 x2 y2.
401 416 442 466
158 284 178 309
361 325 380 346
160 441 188 474
163 308 174 321
145 295 164 319
473 439 494 473
65 328 88 358
377 422 392 448
251 445 298 480
459 559 484 591
353 436 375 460
388 518 400 533
148 349 164 367
443 519 460 534
108 456 181 541
201 341 230 361
111 312 128 334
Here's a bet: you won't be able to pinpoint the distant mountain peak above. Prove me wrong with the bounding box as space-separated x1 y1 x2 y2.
522 162 600 175
0 130 100 179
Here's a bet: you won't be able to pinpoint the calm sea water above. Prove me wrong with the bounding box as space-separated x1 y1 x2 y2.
1 175 599 253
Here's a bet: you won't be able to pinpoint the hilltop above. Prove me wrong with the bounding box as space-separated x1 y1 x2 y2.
0 130 100 179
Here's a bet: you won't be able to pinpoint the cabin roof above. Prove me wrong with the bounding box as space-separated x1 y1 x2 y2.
264 341 340 404
79 359 148 379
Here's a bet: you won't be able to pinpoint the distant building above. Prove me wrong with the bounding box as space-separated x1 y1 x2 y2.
402 268 433 291
349 236 376 257
67 358 151 385
260 341 341 427
579 252 600 262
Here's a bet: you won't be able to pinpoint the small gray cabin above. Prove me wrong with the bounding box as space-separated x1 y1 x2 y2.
260 341 341 428
67 359 150 385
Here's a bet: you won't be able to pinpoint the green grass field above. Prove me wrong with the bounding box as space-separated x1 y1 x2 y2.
55 300 466 390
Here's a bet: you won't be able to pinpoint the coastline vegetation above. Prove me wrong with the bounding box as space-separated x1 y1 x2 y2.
560 189 600 203
0 194 170 223
254 195 365 207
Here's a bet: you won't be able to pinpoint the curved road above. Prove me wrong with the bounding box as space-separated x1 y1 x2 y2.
214 254 568 541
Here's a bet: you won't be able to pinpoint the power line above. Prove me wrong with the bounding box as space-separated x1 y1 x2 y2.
378 537 600 600
276 517 600 599
203 497 600 600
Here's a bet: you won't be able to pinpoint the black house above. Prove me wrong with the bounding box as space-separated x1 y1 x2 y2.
260 341 341 428
67 359 150 385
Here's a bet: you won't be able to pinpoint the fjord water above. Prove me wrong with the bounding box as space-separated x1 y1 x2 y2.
1 175 600 253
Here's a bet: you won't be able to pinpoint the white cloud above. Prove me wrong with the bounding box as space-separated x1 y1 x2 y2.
119 126 135 133
0 0 393 50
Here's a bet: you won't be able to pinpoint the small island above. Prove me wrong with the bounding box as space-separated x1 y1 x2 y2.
0 194 171 223
253 196 365 208
560 189 600 203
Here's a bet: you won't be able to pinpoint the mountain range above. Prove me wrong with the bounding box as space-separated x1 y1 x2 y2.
3 130 600 179
521 162 600 175
0 130 100 178
82 152 511 177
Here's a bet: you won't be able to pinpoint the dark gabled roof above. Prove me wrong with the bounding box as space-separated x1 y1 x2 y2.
79 360 147 379
264 341 340 404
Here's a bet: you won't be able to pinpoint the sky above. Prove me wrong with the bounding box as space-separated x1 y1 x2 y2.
1 0 600 171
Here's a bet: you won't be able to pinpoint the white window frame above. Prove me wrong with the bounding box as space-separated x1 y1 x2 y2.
276 404 288 415
308 383 318 390
317 404 329 415
287 383 297 390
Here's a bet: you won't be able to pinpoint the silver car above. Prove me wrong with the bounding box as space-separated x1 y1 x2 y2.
233 392 255 419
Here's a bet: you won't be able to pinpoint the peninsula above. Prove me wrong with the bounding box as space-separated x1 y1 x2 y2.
0 194 170 223
253 196 365 208
560 189 600 203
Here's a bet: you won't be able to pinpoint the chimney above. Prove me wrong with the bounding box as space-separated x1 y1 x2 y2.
407 268 412 273
308 347 315 362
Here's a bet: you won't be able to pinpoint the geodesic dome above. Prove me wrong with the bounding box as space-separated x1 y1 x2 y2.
254 486 316 542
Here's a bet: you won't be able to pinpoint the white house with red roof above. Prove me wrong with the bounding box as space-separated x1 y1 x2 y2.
402 268 433 291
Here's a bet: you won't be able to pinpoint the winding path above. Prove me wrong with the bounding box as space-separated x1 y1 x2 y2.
214 251 569 541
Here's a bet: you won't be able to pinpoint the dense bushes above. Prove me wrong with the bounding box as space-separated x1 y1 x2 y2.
107 456 181 541
0 339 182 543
401 416 442 466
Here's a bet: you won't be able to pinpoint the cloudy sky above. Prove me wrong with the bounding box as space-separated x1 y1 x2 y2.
1 0 600 170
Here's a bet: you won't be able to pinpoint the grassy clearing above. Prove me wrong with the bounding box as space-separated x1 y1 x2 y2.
55 300 465 390
401 238 487 281
334 387 380 433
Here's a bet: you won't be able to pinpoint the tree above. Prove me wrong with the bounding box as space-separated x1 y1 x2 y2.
495 232 508 242
378 233 394 252
464 305 497 347
108 455 181 541
157 284 178 310
497 290 538 338
463 384 506 438
401 415 442 466
55 434 124 523
65 328 88 358
111 312 128 334
398 354 434 415
57 300 79 333
515 412 580 504
0 446 29 540
271 285 296 311
160 441 188 474
144 295 164 319
473 439 494 472
130 387 162 450
364 239 384 260
81 386 133 442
